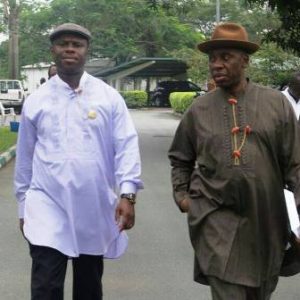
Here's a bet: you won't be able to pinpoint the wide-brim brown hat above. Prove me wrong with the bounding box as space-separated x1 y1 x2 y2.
49 23 92 42
198 22 259 54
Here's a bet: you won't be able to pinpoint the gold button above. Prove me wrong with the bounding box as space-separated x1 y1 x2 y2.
88 110 97 119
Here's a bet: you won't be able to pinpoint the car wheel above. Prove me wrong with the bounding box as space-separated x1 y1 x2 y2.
15 105 23 114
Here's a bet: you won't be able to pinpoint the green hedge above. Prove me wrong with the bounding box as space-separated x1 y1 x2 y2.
170 92 197 113
120 90 148 108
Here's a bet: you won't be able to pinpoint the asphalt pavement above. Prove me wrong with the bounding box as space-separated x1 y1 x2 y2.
0 108 300 299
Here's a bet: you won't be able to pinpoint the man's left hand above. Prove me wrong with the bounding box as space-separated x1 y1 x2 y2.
115 198 135 231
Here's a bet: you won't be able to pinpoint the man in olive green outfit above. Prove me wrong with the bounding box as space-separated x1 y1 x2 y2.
169 22 300 300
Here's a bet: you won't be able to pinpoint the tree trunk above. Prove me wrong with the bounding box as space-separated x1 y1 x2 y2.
2 0 20 79
8 3 19 79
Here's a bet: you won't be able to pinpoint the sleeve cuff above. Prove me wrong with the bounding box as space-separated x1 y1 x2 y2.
120 181 137 194
174 190 189 211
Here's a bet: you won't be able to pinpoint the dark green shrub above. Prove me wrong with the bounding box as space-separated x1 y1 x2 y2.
120 90 148 108
170 92 197 113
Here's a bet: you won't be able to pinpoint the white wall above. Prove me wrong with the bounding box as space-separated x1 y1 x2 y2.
21 64 50 95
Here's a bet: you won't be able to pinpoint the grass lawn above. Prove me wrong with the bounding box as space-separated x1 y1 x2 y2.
0 126 18 154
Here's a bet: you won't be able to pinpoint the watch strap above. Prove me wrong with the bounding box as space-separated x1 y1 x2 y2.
120 193 136 204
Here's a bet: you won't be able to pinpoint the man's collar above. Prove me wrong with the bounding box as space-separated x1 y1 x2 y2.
288 88 299 103
54 71 88 90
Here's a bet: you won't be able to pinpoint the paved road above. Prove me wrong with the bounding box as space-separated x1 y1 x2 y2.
0 109 299 299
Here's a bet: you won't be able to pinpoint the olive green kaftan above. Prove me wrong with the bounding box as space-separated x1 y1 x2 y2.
169 82 300 287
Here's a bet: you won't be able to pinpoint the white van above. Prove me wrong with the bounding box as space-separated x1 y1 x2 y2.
0 79 28 113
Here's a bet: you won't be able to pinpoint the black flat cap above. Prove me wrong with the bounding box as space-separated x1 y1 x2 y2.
49 23 91 42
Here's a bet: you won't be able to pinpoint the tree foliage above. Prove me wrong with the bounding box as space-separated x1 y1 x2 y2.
0 0 298 87
169 0 283 86
18 0 203 65
248 42 300 87
246 0 300 55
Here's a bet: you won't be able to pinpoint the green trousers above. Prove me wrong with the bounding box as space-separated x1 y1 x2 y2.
207 276 278 300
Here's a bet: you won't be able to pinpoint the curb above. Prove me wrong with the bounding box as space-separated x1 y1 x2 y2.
173 112 183 118
0 145 16 169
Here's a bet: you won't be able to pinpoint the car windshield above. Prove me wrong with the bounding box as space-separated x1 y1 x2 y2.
7 81 20 89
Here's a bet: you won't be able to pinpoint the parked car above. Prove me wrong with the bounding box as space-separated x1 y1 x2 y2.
150 80 202 107
0 79 28 114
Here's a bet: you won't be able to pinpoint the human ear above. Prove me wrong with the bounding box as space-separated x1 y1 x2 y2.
242 54 249 68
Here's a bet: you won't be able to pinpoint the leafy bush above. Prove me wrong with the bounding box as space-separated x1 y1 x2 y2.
170 92 197 113
120 90 148 108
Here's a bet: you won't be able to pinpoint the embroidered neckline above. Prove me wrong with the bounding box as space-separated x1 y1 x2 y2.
228 97 251 165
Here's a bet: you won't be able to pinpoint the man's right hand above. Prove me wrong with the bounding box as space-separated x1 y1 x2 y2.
179 198 189 213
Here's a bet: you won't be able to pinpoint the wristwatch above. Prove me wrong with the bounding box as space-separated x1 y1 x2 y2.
120 193 136 205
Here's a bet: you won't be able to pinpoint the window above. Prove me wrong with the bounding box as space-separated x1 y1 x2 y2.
7 81 14 89
0 81 7 91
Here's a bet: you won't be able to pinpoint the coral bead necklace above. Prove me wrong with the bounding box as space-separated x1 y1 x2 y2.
228 97 251 165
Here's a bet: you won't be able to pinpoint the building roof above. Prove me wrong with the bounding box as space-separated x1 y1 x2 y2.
92 57 188 79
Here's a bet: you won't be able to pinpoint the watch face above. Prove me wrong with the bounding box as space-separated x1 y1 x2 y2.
127 193 135 200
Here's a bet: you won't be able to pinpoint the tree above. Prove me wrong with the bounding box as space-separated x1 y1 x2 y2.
0 0 297 87
16 0 203 65
2 0 21 79
168 0 285 86
248 42 300 87
246 0 300 55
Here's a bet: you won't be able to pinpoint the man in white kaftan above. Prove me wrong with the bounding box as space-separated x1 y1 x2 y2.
281 71 300 120
14 23 143 300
